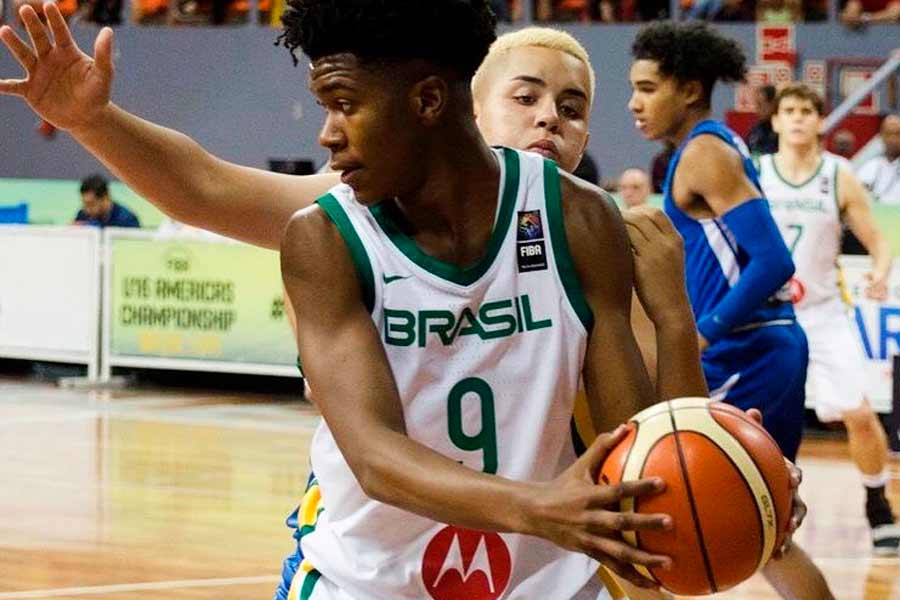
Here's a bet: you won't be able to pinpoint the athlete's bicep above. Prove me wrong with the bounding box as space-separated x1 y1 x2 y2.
206 164 340 249
281 208 407 471
561 174 655 433
680 136 760 215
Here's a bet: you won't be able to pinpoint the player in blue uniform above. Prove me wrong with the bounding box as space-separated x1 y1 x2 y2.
628 21 834 600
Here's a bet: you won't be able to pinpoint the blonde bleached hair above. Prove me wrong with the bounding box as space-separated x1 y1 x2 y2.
471 27 596 107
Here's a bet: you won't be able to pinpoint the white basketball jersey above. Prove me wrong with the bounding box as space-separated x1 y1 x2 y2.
301 148 602 600
759 153 843 309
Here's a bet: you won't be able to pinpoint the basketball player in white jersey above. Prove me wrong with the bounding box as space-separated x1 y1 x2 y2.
759 83 898 555
278 0 682 597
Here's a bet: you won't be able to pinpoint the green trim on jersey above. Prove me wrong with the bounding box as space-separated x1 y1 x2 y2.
770 154 826 190
543 159 594 332
317 194 376 313
367 147 520 286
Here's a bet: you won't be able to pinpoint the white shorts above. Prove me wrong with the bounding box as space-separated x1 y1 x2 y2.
797 301 868 422
291 565 618 600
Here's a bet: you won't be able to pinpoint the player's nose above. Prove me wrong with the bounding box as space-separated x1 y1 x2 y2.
317 113 346 151
535 99 560 131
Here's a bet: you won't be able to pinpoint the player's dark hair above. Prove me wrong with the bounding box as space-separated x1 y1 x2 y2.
775 83 825 116
80 174 109 197
760 84 776 103
275 0 497 81
632 21 747 106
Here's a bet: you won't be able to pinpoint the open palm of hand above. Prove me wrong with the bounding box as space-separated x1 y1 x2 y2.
0 1 113 131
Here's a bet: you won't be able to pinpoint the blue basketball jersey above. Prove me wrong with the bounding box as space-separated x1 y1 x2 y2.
663 119 795 334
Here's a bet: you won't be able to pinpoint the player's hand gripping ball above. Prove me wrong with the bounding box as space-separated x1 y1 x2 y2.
599 398 792 596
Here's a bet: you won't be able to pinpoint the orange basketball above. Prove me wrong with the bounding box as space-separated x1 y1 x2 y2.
598 398 792 596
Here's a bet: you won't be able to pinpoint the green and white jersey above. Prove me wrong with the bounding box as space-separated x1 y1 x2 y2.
759 153 842 309
303 148 602 600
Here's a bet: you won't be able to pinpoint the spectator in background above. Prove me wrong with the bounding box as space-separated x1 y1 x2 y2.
757 0 803 21
619 167 652 208
74 174 140 228
832 128 857 159
535 0 670 20
650 142 675 193
858 114 900 204
842 0 900 25
682 0 753 20
746 84 779 156
535 0 592 21
83 0 122 24
633 0 671 19
803 0 829 19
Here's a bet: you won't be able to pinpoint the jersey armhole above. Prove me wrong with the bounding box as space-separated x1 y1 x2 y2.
316 193 376 313
542 159 594 333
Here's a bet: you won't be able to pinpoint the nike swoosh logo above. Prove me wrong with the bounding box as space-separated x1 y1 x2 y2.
382 274 410 284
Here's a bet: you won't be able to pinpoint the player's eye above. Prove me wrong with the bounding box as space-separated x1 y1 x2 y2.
560 104 584 119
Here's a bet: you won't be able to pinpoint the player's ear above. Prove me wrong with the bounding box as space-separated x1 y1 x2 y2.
681 79 704 109
410 75 449 125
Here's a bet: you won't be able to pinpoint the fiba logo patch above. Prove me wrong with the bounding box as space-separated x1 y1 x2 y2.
517 210 543 241
516 210 547 272
422 526 511 600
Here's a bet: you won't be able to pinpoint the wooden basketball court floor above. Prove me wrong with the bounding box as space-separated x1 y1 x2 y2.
1 375 898 599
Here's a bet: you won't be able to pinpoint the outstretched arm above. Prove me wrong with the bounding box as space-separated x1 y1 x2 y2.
281 204 672 587
678 136 795 348
839 166 893 300
0 2 337 248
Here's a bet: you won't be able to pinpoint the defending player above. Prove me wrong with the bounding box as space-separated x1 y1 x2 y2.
628 21 834 600
759 83 897 555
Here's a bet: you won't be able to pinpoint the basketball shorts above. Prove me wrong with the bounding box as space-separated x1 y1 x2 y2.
277 474 625 599
275 473 319 600
287 565 620 600
702 322 808 461
796 301 868 422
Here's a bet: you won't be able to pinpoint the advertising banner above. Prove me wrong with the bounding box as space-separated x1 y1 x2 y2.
106 231 296 375
839 255 900 413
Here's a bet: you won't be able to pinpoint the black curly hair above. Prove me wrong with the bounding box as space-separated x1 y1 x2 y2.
276 0 497 81
632 21 747 107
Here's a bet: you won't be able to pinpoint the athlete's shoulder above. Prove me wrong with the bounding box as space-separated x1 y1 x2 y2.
556 169 631 273
282 203 336 266
680 134 745 178
688 120 751 158
558 168 620 231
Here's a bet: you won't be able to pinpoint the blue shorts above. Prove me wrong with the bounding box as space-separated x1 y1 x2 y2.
702 322 808 461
